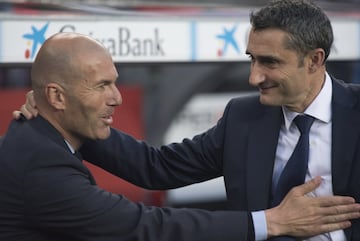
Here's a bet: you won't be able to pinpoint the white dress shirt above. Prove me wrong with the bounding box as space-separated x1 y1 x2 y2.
65 140 76 154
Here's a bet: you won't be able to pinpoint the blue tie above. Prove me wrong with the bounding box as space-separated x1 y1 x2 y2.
271 115 315 241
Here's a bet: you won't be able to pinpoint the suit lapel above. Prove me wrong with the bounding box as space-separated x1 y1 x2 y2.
246 107 283 210
31 116 98 185
331 79 360 195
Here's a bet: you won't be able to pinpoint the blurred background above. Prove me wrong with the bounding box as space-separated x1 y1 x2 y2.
0 0 359 210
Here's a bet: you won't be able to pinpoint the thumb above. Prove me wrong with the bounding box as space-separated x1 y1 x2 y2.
295 176 322 196
12 110 22 120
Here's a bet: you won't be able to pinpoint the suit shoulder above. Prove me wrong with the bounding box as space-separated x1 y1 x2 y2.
229 93 260 107
225 93 268 114
333 77 360 93
347 83 360 93
1 119 73 164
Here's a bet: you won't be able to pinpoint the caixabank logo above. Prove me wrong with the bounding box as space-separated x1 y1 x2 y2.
22 22 49 60
216 24 240 57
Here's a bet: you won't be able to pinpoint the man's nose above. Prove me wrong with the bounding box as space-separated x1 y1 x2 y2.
249 64 265 87
109 85 122 106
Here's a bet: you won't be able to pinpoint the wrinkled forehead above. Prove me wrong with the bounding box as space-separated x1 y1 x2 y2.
246 28 289 54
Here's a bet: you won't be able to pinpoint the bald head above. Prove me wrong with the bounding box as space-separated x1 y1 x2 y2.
29 32 120 148
31 32 112 103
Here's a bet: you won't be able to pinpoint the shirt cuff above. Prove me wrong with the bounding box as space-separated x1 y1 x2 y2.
251 210 267 241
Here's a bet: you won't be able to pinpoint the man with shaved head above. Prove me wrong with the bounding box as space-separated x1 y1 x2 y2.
2 32 260 240
31 33 120 148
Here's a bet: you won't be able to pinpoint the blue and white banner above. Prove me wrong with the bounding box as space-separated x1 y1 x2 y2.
0 16 359 63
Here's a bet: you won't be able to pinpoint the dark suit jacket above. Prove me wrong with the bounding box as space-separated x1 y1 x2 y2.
82 77 360 240
0 115 253 241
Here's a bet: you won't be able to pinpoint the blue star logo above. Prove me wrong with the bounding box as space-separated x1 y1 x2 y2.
216 25 240 56
22 22 49 59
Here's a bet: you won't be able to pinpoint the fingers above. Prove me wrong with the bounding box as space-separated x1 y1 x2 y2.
26 90 36 109
313 204 360 234
313 195 356 208
12 110 22 120
24 90 38 118
266 200 360 238
12 90 38 120
267 181 360 238
291 177 356 205
20 103 38 119
12 104 37 120
316 221 352 234
291 176 322 196
317 202 360 219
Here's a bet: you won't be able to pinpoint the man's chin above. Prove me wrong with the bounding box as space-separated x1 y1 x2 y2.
259 96 278 106
95 129 111 140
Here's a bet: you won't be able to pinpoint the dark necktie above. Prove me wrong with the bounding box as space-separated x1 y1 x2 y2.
270 114 315 241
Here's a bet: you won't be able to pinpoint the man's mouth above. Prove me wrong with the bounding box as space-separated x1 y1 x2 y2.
258 83 277 92
102 115 113 125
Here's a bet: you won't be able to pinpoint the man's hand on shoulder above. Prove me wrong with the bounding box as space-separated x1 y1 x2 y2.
13 90 38 120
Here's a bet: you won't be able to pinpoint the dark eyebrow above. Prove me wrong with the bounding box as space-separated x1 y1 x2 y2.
250 54 283 64
258 55 280 62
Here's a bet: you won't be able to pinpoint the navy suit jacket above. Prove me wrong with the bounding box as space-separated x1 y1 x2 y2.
82 77 360 240
0 116 253 240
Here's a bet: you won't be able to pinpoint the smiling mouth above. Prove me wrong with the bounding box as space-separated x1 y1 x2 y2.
258 83 277 92
102 115 113 125
259 86 274 92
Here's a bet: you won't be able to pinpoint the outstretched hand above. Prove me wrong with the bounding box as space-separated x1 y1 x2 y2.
265 176 360 238
13 90 38 120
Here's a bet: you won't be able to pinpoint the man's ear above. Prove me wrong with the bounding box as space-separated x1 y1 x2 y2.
45 83 66 110
307 48 325 73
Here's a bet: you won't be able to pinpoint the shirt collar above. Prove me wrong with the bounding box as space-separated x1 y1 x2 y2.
282 72 332 130
64 140 76 154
